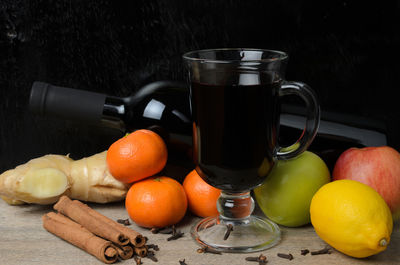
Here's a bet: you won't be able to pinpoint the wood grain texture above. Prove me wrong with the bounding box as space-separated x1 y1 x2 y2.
0 199 399 265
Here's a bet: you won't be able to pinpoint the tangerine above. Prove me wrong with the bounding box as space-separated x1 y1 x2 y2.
106 129 167 183
125 176 187 228
183 169 221 217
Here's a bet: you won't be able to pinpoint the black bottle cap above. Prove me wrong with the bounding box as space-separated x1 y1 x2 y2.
29 81 106 123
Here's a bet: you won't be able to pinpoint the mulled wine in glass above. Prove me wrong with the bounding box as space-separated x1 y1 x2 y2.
183 48 320 252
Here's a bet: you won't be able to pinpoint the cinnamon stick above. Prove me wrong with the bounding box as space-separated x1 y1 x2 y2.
113 244 134 260
45 212 86 230
54 196 129 246
72 199 145 247
42 213 118 264
134 246 148 257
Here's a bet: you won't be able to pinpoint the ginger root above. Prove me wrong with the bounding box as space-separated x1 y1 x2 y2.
0 195 25 205
0 151 129 204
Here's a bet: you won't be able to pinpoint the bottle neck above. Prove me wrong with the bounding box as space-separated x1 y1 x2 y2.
101 96 127 131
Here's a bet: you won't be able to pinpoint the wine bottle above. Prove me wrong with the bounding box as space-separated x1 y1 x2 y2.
279 104 387 170
30 81 192 136
29 81 195 177
29 81 388 171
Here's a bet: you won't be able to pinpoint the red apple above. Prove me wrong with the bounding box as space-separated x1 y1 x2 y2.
332 146 400 220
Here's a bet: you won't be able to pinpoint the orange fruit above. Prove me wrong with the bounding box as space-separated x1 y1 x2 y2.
125 176 187 228
183 169 221 217
106 129 167 183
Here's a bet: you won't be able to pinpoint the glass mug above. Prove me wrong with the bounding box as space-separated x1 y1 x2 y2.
183 48 320 252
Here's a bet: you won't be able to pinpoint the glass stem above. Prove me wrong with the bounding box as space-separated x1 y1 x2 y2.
217 191 255 223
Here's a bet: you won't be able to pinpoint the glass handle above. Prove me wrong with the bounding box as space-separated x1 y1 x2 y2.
276 81 320 160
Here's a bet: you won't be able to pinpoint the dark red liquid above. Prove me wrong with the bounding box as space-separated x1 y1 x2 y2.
191 76 280 192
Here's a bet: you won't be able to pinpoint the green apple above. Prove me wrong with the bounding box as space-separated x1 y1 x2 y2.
254 151 331 227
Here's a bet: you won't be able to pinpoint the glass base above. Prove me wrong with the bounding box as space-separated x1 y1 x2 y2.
191 215 281 253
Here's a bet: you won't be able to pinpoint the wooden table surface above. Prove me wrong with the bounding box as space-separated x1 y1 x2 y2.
0 199 399 265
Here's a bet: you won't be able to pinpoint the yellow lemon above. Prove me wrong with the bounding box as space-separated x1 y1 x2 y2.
310 179 393 258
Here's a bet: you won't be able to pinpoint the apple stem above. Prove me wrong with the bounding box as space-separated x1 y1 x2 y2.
379 238 387 247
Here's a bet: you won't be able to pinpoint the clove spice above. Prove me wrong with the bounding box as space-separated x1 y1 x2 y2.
311 247 331 255
179 259 188 265
223 224 234 240
197 246 222 255
150 226 176 234
116 218 131 226
277 253 293 260
167 227 184 241
147 244 160 251
147 250 158 262
245 257 259 261
301 249 310 255
245 254 267 264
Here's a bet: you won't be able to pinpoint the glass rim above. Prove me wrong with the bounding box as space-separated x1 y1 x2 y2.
182 48 288 64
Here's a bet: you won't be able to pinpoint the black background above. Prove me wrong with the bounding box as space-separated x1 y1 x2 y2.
1 0 400 172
